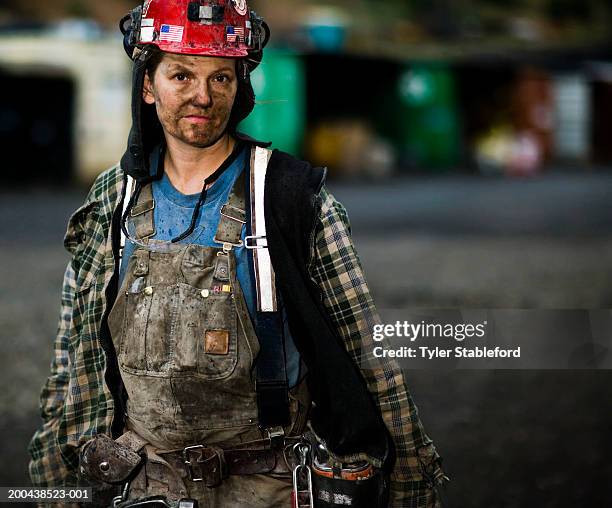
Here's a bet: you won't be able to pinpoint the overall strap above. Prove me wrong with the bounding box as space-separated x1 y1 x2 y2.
213 170 247 248
119 175 156 257
246 146 290 430
129 183 156 241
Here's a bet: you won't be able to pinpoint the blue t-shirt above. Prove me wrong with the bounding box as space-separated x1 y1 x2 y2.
120 144 301 387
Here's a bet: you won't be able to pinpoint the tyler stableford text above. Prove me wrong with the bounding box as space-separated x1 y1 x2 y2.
371 320 521 360
373 345 521 359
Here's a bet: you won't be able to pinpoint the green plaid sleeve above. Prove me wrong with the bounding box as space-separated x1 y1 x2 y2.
308 186 447 508
27 260 79 487
28 167 122 488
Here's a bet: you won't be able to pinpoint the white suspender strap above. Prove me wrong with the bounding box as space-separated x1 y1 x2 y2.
246 146 277 312
120 174 135 258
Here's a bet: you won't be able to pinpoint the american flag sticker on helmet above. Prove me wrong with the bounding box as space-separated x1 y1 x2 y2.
226 26 244 43
159 24 184 42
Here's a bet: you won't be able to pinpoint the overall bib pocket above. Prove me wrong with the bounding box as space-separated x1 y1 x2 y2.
175 283 239 380
115 282 181 373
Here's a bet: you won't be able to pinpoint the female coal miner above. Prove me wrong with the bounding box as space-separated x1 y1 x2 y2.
28 1 447 507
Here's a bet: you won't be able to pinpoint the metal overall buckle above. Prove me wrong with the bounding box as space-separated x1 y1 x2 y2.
214 205 246 253
182 445 227 486
244 235 268 250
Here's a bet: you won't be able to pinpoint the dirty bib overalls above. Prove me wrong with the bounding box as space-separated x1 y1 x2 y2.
107 167 307 508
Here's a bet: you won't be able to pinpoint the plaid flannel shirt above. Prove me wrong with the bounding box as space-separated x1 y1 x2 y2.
28 161 445 507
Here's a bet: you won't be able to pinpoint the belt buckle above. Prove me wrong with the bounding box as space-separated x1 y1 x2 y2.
266 426 285 448
183 445 206 482
182 445 226 486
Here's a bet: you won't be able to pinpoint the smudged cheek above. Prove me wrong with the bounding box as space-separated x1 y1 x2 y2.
211 90 236 117
152 97 182 127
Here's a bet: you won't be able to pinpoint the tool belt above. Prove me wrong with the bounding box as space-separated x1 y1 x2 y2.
81 431 389 508
158 438 299 488
80 431 300 488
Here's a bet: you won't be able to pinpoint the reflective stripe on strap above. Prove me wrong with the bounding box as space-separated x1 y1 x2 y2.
120 174 136 257
249 146 277 313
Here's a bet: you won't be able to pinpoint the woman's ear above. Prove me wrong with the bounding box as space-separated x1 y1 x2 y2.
142 71 155 105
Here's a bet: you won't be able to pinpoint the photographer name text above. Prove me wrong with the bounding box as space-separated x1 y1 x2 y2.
372 320 521 359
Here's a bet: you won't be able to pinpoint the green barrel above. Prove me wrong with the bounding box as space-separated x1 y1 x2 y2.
239 49 306 155
380 63 461 171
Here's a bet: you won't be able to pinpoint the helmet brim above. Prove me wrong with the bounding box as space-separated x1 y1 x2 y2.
139 41 248 58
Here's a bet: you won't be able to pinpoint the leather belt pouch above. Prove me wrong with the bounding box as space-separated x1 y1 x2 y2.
80 434 143 485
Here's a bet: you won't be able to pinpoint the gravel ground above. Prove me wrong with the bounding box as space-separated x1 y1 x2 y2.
1 175 611 506
355 234 612 309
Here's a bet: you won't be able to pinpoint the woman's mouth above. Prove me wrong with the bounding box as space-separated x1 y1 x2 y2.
184 115 210 124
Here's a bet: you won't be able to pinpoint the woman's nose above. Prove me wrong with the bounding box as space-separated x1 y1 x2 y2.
191 81 212 107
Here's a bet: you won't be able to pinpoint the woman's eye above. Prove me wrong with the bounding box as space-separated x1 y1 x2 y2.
174 73 188 82
213 74 229 83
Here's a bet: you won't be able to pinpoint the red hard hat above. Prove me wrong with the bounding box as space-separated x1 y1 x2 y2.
127 0 264 58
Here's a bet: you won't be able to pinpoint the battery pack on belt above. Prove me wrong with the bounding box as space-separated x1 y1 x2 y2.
311 462 388 508
292 437 390 508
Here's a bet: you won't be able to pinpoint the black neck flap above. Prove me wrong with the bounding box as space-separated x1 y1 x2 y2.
120 48 161 183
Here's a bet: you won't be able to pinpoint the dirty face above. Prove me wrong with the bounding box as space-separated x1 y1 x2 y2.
143 52 238 148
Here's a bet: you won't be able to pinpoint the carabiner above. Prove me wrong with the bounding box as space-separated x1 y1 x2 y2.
291 442 314 508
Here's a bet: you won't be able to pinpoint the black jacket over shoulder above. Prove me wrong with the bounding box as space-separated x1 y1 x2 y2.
264 149 391 466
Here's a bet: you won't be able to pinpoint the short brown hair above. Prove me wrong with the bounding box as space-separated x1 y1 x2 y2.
145 47 164 82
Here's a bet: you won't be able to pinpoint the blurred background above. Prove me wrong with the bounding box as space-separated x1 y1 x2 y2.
0 0 611 506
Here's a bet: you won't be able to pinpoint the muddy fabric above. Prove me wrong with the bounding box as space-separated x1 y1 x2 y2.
108 175 261 447
127 457 293 508
107 172 308 506
119 144 303 390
